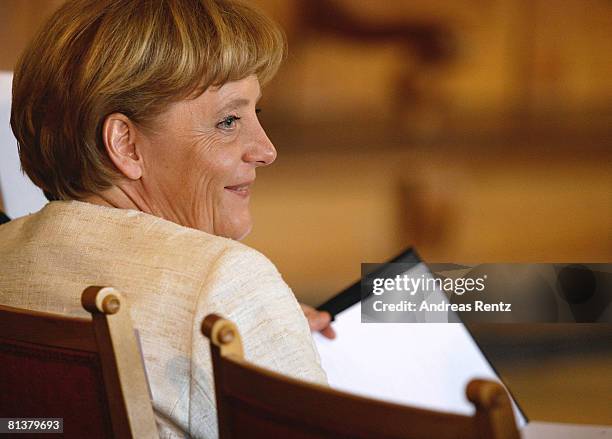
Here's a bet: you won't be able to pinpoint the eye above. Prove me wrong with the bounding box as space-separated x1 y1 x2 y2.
255 108 262 115
217 115 241 130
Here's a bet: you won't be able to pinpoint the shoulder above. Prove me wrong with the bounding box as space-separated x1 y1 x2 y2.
0 206 48 247
190 240 328 385
212 241 283 281
40 199 243 255
1 199 277 289
197 240 288 310
1 198 274 264
119 207 280 282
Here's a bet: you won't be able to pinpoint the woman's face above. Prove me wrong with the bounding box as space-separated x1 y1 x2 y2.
140 75 276 240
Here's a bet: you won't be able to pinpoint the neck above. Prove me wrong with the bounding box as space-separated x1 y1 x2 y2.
80 185 153 214
81 183 194 231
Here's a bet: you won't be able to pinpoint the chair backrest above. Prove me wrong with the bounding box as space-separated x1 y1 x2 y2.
203 314 520 439
0 286 158 438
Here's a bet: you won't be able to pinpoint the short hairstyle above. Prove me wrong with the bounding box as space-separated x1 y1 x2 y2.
11 0 286 200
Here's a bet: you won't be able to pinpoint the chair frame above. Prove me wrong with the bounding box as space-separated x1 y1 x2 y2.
0 286 158 438
203 313 520 439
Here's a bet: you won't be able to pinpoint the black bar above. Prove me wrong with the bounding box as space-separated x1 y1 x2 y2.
316 247 421 319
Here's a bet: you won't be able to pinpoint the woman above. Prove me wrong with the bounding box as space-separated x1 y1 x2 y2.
0 0 332 437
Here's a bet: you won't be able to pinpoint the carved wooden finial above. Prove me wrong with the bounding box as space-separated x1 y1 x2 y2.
218 327 235 344
102 295 121 314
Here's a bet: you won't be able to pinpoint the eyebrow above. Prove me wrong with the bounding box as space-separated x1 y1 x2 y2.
217 93 263 114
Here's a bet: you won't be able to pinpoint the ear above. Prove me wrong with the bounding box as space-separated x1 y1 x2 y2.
102 113 144 180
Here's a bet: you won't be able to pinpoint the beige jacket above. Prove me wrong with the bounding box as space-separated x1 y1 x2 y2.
0 200 327 438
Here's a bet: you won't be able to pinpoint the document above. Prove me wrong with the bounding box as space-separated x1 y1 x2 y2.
313 255 609 435
521 422 612 438
313 263 527 426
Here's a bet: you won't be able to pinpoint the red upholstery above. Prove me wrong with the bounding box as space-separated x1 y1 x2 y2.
0 339 113 438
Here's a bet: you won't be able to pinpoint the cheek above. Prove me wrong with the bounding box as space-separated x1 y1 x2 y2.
190 133 236 179
208 159 253 239
190 150 239 216
147 133 195 188
192 153 232 191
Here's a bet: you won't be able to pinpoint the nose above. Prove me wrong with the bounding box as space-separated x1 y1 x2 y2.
244 123 277 167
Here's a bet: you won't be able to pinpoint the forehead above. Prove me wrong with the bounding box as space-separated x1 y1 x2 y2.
156 75 261 126
194 75 262 111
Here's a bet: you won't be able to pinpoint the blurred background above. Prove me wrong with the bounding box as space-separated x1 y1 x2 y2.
2 0 610 306
1 0 611 425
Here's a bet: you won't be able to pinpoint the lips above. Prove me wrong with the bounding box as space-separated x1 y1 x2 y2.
224 181 253 198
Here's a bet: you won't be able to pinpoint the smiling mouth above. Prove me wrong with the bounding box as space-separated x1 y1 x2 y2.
224 183 252 198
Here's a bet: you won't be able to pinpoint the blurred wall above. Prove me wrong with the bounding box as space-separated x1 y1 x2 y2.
1 0 610 305
249 0 612 304
0 0 64 71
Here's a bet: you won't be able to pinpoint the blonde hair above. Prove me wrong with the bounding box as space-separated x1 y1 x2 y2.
11 0 286 200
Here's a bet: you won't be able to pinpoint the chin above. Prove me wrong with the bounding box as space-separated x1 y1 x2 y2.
233 225 252 241
217 216 253 241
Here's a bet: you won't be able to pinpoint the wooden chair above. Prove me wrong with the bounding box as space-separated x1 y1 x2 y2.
203 314 520 439
0 286 158 438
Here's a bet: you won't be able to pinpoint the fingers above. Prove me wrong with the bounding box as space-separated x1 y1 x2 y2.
311 311 331 331
320 325 336 340
310 310 330 331
309 310 336 339
300 302 336 339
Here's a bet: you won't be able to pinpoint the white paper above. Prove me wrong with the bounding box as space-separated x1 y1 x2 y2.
521 422 612 438
314 263 527 427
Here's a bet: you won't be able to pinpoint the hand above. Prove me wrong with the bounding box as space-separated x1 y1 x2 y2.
300 303 336 339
